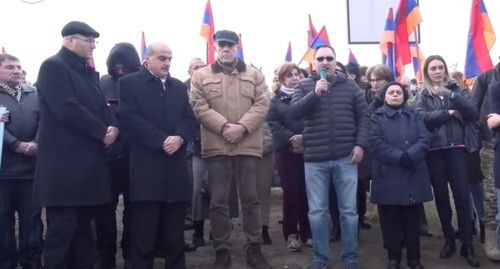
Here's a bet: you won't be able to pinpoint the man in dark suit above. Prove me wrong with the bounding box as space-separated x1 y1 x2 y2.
118 42 197 269
33 21 118 269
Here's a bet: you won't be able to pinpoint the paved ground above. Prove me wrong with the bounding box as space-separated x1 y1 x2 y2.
109 188 499 269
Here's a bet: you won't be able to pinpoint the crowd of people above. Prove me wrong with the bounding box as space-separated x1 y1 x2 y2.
1 20 500 269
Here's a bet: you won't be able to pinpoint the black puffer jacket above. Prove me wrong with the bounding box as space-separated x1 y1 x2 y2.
267 90 304 152
413 81 478 150
472 65 500 141
290 73 369 162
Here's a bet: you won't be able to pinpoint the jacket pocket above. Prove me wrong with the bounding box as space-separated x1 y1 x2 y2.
202 78 223 100
240 76 256 101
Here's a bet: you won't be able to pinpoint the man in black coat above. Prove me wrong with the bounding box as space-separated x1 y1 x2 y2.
33 21 118 269
118 42 197 269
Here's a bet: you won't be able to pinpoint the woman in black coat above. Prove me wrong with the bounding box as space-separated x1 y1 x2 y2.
267 62 311 252
413 55 480 268
370 82 432 269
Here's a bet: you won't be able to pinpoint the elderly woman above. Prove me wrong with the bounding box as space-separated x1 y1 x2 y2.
267 62 311 252
413 55 480 268
370 82 432 269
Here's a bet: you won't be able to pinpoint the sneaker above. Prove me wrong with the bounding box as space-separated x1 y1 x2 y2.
246 243 272 269
213 248 231 269
286 234 301 252
307 261 327 269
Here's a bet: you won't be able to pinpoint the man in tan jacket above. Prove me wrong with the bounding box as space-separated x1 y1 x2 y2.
190 30 271 269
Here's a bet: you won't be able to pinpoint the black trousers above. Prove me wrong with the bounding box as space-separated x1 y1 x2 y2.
426 148 473 244
130 201 186 269
94 157 131 263
378 204 421 262
44 206 96 269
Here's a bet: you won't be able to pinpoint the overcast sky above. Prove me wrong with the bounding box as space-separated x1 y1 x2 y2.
1 0 499 84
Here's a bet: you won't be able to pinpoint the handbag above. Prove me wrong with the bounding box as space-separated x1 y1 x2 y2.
464 121 483 153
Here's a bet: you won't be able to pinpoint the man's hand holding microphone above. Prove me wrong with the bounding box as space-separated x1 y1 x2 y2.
314 67 329 96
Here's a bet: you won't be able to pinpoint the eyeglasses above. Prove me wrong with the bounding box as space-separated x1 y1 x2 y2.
72 36 98 45
316 56 335 62
217 41 235 48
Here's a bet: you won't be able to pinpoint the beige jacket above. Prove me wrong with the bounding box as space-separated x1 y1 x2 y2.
190 61 269 158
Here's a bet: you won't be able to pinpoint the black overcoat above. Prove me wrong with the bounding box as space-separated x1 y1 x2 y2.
118 67 197 203
33 48 115 206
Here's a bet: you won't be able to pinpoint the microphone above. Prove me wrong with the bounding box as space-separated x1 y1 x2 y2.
319 68 328 93
319 68 328 80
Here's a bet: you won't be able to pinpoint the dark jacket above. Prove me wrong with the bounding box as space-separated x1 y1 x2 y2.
119 67 197 203
33 47 115 207
370 104 433 205
472 65 500 141
267 90 304 152
100 42 141 158
0 85 39 179
413 82 478 150
290 73 369 162
488 80 500 188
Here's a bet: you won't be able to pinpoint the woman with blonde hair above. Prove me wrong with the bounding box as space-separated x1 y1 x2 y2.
414 55 480 267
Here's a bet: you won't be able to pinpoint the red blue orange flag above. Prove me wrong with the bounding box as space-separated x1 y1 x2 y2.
285 42 292 62
236 34 244 62
1 47 5 54
348 49 359 65
308 14 318 47
410 43 425 82
464 0 496 78
200 0 215 64
394 0 422 65
301 26 331 65
141 31 147 62
380 8 398 80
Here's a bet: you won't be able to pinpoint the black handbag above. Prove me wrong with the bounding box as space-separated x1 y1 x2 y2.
464 121 483 153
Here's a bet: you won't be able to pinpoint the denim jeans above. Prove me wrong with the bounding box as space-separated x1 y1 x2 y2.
304 156 358 265
0 179 43 269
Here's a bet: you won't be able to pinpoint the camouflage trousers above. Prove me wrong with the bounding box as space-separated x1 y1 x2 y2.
479 142 499 230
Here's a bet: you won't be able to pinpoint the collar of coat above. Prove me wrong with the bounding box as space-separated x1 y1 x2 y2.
210 59 246 74
421 80 460 96
375 104 411 117
138 66 172 86
58 47 95 75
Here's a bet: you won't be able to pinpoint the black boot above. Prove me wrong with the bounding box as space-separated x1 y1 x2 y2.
192 220 205 247
213 249 231 269
262 226 272 245
460 244 480 267
387 260 400 269
479 221 485 243
439 238 455 259
246 243 272 269
407 260 424 269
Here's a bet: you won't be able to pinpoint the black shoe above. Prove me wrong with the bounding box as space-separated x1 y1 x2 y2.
330 226 341 242
21 255 42 269
193 232 205 247
93 257 116 269
418 229 433 237
246 243 272 269
387 260 400 269
184 241 198 252
407 260 423 269
439 238 455 259
460 244 480 268
359 216 371 230
479 221 485 243
213 249 231 269
262 226 272 245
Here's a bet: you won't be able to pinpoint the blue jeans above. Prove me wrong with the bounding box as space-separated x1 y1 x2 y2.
0 179 43 269
305 156 358 265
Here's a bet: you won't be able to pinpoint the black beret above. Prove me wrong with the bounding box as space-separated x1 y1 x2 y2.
213 30 238 44
61 21 100 38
